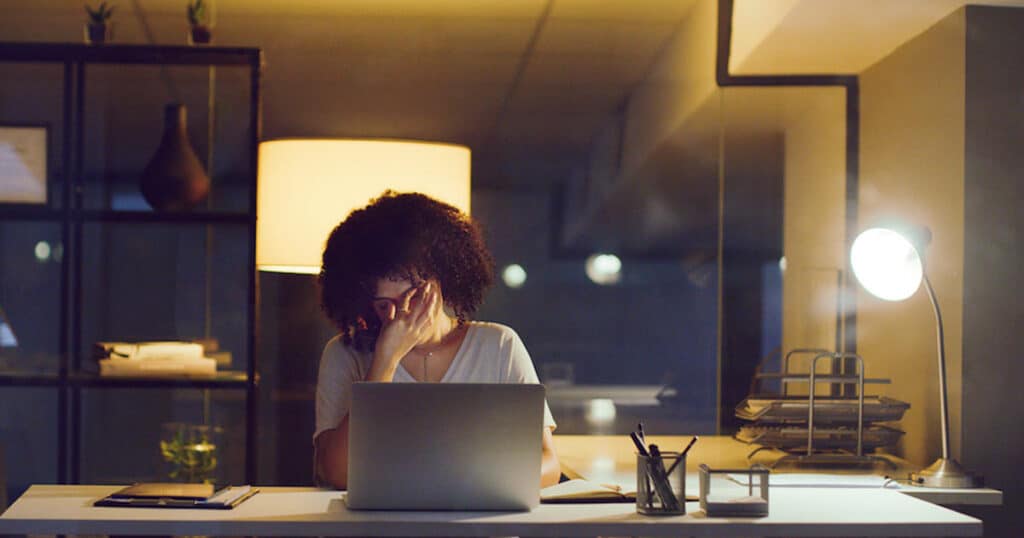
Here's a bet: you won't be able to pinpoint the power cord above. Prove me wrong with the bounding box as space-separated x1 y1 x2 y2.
882 474 925 488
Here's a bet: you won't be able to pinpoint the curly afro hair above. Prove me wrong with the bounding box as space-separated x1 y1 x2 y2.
319 191 495 352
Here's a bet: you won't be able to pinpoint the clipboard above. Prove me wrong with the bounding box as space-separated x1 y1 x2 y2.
94 483 258 509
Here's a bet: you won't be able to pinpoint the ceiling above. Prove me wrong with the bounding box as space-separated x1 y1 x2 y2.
1 0 698 187
3 0 1022 191
731 0 1024 74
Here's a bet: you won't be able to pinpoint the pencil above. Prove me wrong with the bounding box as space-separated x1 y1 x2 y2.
665 436 698 476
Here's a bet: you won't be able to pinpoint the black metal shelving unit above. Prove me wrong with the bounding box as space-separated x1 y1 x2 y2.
0 42 262 486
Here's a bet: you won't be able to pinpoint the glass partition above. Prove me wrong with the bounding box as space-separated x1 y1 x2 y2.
0 221 62 375
0 388 59 505
81 64 254 214
79 387 245 486
719 86 848 426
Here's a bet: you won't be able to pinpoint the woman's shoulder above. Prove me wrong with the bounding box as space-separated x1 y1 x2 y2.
321 334 370 368
467 320 521 343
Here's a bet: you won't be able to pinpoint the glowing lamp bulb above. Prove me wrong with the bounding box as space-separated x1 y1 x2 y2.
850 227 923 301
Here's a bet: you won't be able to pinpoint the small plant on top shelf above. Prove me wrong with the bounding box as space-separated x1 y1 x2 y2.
84 2 115 45
186 0 213 45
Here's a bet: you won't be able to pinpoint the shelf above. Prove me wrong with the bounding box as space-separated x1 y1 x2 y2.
0 206 65 221
1 370 256 389
0 42 261 67
78 210 254 224
70 371 252 389
0 38 262 486
0 371 62 387
1 209 255 224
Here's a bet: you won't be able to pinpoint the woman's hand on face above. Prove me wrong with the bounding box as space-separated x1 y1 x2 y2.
373 282 440 371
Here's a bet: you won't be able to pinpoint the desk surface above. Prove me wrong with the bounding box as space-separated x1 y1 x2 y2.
0 484 981 537
553 435 1003 506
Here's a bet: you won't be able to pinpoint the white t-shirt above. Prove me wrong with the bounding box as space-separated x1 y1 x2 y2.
313 321 556 442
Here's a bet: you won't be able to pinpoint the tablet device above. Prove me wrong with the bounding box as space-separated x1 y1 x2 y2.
94 483 257 509
109 482 214 499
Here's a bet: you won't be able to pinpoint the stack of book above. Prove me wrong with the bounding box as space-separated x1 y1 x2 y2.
94 341 217 377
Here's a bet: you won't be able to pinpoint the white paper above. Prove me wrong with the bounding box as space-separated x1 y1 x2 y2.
728 473 896 488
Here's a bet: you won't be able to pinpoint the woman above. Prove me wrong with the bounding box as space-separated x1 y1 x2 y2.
313 191 560 489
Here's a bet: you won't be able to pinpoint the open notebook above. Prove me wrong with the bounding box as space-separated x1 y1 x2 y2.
541 479 637 503
542 478 700 504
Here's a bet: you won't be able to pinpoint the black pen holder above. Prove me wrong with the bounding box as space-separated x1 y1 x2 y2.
636 452 686 515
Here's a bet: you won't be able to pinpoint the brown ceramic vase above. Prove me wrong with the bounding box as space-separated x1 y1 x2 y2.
139 104 210 212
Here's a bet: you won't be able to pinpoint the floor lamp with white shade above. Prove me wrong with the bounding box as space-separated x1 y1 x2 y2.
256 139 472 275
254 139 472 482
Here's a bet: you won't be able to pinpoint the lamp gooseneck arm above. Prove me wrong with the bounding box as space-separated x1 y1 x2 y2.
922 273 951 461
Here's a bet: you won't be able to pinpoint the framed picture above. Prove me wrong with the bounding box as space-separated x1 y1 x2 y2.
0 124 48 204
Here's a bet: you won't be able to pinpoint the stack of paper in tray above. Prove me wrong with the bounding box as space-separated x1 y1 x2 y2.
95 341 217 377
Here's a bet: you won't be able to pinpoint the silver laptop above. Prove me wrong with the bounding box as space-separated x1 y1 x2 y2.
346 382 544 511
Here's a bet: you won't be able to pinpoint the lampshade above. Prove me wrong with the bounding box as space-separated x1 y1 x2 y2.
850 227 923 301
256 139 471 274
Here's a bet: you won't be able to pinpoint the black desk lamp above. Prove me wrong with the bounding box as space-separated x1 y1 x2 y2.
850 225 981 488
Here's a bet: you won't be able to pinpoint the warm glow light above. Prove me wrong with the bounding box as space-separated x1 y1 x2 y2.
850 227 923 301
585 398 617 424
585 253 622 285
590 456 616 476
34 241 50 262
502 264 527 288
257 139 471 273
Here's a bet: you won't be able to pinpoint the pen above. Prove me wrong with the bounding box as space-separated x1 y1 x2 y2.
647 444 682 511
635 425 652 507
680 435 699 458
630 431 650 457
665 436 699 476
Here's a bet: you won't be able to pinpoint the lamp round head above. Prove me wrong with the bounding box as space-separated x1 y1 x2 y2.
850 227 923 301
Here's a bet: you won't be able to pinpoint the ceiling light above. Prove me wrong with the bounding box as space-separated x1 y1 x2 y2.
502 264 527 288
34 241 50 262
586 253 622 285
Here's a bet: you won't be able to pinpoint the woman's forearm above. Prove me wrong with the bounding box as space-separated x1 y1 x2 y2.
315 415 351 489
540 429 561 488
541 447 561 488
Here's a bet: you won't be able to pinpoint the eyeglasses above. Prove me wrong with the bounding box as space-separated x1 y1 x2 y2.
370 280 424 320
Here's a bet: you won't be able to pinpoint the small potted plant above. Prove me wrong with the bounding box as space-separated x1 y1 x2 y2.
160 422 221 483
187 0 213 45
84 2 114 45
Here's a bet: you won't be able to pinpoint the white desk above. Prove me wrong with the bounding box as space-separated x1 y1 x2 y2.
554 435 1003 506
0 484 981 537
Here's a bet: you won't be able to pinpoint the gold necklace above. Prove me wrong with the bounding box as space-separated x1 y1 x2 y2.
422 350 433 382
415 320 457 382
